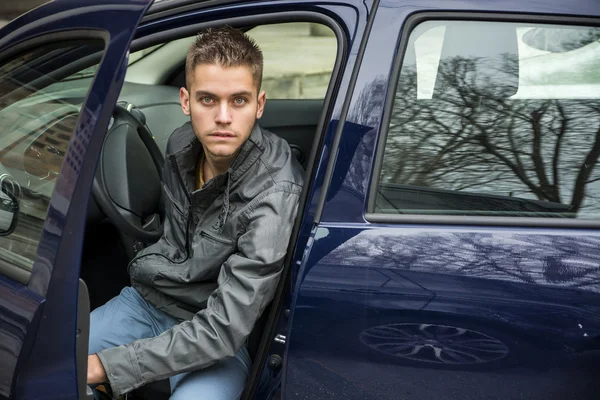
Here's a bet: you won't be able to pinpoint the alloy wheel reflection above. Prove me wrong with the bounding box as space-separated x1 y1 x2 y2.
360 323 510 365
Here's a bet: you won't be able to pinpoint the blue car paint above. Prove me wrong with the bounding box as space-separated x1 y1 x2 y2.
284 0 600 399
0 0 599 398
0 1 152 398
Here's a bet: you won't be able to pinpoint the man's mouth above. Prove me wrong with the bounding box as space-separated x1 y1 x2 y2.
210 132 235 138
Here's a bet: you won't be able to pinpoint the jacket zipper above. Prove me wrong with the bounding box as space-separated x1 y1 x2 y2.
155 155 192 264
167 155 193 260
168 155 191 203
163 187 184 216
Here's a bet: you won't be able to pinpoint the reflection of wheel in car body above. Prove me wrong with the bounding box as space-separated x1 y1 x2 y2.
352 316 544 370
360 323 510 366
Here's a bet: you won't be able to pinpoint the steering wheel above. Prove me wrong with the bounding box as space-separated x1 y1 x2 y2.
92 103 164 243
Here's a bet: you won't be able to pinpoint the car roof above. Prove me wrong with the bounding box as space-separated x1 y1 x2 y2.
144 0 600 24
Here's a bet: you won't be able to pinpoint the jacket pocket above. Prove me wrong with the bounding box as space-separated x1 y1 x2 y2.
199 229 234 246
185 229 236 282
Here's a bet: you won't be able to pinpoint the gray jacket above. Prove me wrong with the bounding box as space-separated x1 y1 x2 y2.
97 122 304 396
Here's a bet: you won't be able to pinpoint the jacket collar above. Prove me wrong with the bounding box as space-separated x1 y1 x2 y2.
168 123 265 196
229 123 265 181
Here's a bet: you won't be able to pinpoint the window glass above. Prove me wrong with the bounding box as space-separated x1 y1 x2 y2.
127 44 163 65
375 21 600 219
246 22 337 99
0 39 104 285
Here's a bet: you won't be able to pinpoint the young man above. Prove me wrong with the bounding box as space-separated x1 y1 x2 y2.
86 26 304 399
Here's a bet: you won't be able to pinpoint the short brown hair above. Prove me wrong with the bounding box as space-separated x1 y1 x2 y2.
185 26 263 91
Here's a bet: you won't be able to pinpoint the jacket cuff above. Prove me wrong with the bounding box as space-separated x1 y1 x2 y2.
97 344 143 397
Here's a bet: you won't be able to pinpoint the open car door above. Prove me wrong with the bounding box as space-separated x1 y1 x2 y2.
0 0 153 398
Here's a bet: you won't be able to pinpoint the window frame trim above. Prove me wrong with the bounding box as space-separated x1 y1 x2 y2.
365 11 600 228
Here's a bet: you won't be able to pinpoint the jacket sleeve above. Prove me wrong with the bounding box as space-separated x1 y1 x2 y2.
97 185 301 396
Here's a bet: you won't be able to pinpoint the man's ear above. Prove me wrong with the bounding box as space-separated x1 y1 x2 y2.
256 90 266 119
180 87 191 116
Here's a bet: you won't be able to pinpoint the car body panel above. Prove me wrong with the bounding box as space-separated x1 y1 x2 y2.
285 0 600 399
0 0 152 399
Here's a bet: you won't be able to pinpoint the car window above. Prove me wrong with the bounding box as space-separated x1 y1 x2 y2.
126 22 338 99
246 22 337 99
0 39 104 285
128 44 163 65
374 20 600 219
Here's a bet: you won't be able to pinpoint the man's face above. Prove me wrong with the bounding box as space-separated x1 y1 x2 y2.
180 64 266 161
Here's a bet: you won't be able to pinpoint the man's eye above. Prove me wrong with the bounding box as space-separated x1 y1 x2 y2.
234 98 246 106
201 97 213 104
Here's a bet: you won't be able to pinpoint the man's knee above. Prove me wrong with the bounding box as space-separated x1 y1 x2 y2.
88 287 154 354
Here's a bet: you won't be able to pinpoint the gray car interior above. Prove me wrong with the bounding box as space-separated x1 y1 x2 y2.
81 76 324 399
118 81 322 167
81 79 323 308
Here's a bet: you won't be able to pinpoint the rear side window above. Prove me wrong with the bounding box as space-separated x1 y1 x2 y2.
246 22 337 99
374 20 600 219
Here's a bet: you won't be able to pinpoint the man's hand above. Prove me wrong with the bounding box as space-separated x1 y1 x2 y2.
87 354 108 384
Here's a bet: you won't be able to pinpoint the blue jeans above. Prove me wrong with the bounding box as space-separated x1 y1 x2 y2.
88 287 251 400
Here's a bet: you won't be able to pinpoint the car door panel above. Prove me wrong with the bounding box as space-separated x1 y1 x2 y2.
0 1 152 399
285 1 600 399
290 226 600 399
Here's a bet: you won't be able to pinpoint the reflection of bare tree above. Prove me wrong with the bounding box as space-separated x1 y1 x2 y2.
351 75 388 127
322 231 600 293
337 76 388 196
382 55 600 214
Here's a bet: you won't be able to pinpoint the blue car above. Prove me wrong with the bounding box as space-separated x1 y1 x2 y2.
1 0 600 398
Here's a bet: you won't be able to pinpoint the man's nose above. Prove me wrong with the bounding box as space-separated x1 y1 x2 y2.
215 103 232 124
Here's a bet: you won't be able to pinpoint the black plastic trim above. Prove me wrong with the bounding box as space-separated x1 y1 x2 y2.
313 0 380 223
366 11 600 228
